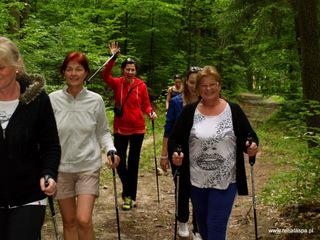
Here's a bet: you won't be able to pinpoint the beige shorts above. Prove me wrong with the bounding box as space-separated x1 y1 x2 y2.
55 169 100 200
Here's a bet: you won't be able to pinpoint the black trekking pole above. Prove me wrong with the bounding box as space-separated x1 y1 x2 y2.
110 151 121 240
174 167 180 240
173 145 182 240
151 119 160 204
44 175 60 240
248 137 258 240
86 53 117 83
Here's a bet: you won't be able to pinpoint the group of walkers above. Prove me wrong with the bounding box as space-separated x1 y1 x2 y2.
0 37 258 240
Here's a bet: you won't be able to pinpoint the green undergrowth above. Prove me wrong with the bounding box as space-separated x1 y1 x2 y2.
259 120 320 208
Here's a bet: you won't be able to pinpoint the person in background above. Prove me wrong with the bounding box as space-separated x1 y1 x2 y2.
160 66 202 239
169 66 259 240
102 41 157 211
49 51 120 240
0 36 61 239
165 74 183 112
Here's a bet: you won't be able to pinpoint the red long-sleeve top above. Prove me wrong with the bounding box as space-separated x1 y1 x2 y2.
102 59 153 135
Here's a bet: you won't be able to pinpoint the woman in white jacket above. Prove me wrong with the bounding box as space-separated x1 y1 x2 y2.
49 51 120 240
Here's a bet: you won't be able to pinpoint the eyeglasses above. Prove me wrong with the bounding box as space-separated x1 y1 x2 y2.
200 82 219 89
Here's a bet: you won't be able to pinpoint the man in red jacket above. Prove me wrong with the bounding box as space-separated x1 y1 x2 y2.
102 41 157 210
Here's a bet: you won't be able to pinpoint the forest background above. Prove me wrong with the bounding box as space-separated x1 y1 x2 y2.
1 0 319 237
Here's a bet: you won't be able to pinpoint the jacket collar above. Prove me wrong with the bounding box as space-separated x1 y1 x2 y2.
16 73 45 105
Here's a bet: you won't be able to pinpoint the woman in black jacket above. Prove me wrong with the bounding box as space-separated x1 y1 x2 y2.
0 36 61 240
169 66 258 240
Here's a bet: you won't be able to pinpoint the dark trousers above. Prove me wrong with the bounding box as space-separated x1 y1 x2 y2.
171 161 198 233
191 183 237 240
0 205 46 240
114 133 144 201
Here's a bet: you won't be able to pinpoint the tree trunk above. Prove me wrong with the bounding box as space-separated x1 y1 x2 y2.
21 0 30 28
148 3 155 91
295 0 320 145
6 0 20 33
123 11 128 55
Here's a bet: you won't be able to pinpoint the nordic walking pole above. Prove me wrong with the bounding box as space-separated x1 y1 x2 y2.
174 168 180 240
248 137 258 240
110 151 121 240
86 53 117 83
152 118 160 204
174 145 182 240
44 175 60 240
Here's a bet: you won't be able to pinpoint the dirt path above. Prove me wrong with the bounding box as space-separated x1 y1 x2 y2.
42 148 280 240
41 95 318 239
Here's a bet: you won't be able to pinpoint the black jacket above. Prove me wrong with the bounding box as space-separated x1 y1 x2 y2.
0 74 61 207
168 101 258 195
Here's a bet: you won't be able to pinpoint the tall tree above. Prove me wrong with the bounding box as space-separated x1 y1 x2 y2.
293 0 320 143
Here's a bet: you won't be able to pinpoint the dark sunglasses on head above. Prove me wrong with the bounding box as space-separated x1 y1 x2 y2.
190 66 202 72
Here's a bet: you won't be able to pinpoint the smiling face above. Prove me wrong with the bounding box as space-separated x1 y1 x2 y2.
186 72 197 96
195 66 221 102
123 63 136 81
0 38 23 92
64 61 88 88
198 76 221 102
174 78 182 89
0 59 17 92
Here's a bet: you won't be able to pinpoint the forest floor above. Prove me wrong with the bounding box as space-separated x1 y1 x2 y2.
42 93 319 240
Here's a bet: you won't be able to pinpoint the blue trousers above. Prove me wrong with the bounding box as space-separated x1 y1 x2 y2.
190 183 237 240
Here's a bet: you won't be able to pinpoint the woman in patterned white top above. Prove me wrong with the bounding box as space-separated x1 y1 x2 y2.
169 66 259 240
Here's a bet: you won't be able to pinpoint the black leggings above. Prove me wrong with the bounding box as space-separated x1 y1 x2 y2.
171 159 199 233
114 133 144 201
0 205 46 240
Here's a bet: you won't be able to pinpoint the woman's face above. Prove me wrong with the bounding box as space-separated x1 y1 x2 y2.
186 72 197 96
174 78 182 89
64 60 87 88
0 59 17 91
198 76 220 101
123 63 136 81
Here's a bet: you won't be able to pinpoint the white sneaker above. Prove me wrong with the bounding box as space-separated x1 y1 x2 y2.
192 232 202 240
178 221 189 237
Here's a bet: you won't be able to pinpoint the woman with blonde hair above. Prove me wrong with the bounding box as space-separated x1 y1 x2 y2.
0 36 61 239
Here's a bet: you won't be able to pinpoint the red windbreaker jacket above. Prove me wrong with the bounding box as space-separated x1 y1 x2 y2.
102 59 153 135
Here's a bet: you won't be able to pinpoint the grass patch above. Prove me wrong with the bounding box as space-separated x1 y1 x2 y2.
259 122 320 207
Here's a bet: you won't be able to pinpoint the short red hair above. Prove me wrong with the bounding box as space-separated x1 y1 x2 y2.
60 51 90 74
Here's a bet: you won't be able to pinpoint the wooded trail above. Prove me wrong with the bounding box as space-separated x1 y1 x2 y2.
42 94 318 239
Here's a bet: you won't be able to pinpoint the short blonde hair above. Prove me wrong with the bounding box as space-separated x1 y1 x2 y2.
0 36 25 73
195 65 221 94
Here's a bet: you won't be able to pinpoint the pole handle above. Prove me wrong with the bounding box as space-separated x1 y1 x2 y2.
247 136 256 166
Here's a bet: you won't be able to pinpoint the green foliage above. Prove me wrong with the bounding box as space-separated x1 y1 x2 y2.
0 2 11 33
271 99 320 137
139 100 166 171
259 107 320 207
0 0 305 99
